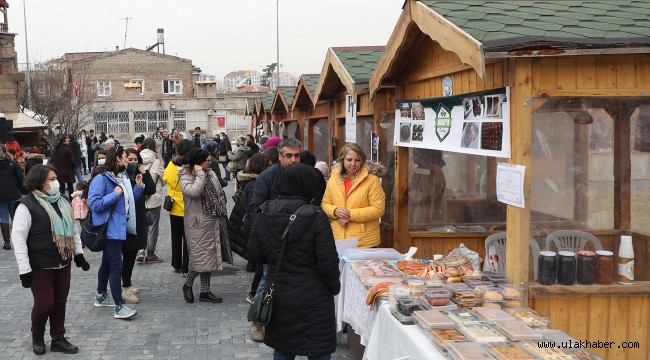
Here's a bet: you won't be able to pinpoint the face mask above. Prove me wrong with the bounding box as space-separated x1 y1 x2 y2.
47 180 60 196
97 159 106 165
127 162 138 175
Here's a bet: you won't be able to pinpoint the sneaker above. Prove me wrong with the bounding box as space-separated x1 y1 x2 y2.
122 287 140 304
94 292 115 307
144 254 163 264
114 304 138 319
250 323 265 342
126 284 140 294
136 250 145 263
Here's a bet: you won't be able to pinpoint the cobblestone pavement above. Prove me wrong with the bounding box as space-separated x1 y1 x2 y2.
0 178 352 359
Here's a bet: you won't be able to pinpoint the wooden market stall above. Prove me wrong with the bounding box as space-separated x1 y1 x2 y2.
290 74 320 152
6 112 47 149
272 86 299 140
257 92 276 137
368 1 650 358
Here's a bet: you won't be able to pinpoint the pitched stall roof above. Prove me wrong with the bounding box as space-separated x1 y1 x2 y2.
291 74 321 111
246 98 256 116
259 92 276 116
370 0 650 99
6 113 48 131
272 86 297 113
314 46 385 103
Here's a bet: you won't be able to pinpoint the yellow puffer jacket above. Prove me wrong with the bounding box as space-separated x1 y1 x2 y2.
321 163 386 248
163 162 184 217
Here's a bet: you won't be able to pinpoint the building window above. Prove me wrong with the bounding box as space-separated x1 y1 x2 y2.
185 109 209 132
97 81 111 97
131 79 144 95
134 110 168 134
172 110 187 131
94 111 129 134
163 79 182 95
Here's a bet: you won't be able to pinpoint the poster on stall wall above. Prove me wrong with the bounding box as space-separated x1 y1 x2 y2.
496 162 525 208
370 131 379 162
345 95 357 143
394 87 511 158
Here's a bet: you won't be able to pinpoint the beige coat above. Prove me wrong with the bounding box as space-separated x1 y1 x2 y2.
179 167 233 273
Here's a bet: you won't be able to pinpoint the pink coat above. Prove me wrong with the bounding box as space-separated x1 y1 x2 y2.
71 193 88 220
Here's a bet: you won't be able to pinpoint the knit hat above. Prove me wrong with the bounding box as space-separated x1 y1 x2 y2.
265 136 281 149
183 148 209 167
236 135 246 146
260 136 269 145
176 139 193 156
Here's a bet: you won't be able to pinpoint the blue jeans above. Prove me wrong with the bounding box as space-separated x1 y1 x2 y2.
273 350 331 360
0 199 16 223
221 162 231 180
255 264 269 295
97 240 125 305
75 163 83 182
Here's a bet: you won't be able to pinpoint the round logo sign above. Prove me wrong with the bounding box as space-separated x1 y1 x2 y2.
442 76 453 97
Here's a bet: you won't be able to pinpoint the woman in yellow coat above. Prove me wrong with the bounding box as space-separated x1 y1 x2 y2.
321 143 386 248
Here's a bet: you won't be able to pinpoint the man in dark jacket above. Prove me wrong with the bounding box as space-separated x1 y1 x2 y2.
23 147 45 176
246 138 301 342
70 135 82 182
86 130 97 169
247 164 340 358
219 132 232 181
160 130 174 167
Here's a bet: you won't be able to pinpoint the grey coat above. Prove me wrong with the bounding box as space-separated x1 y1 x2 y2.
179 167 233 273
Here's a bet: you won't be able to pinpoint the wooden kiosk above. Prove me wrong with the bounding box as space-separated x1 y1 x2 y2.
369 1 650 358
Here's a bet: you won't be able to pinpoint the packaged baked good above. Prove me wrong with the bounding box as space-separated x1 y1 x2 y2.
424 288 452 306
473 306 516 322
487 343 537 360
413 309 455 329
460 324 508 343
492 320 542 341
503 299 523 308
429 328 468 347
503 307 550 328
445 282 472 293
447 342 495 360
499 284 526 300
396 296 429 316
521 341 576 359
443 309 485 325
572 349 605 360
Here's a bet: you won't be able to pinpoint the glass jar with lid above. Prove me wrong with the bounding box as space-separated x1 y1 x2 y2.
557 251 576 286
538 251 557 286
577 250 596 285
595 250 614 285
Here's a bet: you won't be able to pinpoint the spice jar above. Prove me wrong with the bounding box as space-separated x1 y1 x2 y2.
557 251 576 286
538 251 557 286
595 250 614 285
577 251 596 285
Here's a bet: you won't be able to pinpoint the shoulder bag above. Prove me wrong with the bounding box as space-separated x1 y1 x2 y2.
80 203 116 252
163 178 179 212
247 204 307 326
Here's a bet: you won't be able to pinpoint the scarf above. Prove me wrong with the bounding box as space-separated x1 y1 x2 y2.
201 174 226 217
32 190 76 260
108 172 137 235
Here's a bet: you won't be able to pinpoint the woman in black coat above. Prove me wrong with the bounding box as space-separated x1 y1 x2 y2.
120 148 156 304
52 136 77 199
247 164 340 360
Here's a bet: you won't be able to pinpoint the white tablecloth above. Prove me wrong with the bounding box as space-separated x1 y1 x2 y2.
364 304 447 360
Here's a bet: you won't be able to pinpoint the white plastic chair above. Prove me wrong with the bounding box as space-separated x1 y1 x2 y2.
544 230 602 253
483 232 540 281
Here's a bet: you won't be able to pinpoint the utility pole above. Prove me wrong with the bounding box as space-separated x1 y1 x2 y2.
23 0 32 110
276 0 280 90
121 17 132 49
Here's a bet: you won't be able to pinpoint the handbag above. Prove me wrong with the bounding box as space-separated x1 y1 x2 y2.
247 204 307 326
226 160 238 173
218 154 227 162
80 204 116 252
163 179 179 212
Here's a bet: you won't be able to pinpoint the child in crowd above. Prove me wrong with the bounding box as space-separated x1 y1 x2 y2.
71 181 89 231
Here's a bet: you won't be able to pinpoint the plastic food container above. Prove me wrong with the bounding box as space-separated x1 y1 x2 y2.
407 277 425 296
487 342 537 360
473 306 516 322
388 284 410 308
424 288 452 306
445 282 472 293
521 341 577 359
443 309 485 326
459 324 508 343
572 349 605 360
492 320 542 341
503 307 550 328
499 284 526 300
413 309 455 329
428 328 468 348
447 341 497 360
395 296 430 316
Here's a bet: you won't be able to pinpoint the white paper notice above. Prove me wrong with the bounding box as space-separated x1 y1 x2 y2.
496 162 525 208
345 94 357 143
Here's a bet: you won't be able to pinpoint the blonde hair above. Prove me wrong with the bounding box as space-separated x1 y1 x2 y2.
337 143 366 177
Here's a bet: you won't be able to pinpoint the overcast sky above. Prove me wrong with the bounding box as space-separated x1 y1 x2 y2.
12 0 404 78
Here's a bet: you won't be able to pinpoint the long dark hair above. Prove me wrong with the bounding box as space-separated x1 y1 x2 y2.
91 146 124 178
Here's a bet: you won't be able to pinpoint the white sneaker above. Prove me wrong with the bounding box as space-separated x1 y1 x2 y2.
114 304 138 319
126 284 140 294
122 287 140 304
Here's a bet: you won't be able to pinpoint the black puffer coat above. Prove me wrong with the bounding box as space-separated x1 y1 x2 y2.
247 198 340 357
227 171 257 260
122 170 156 252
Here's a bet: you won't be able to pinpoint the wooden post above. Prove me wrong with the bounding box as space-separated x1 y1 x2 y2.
574 119 590 226
394 145 410 253
505 58 533 286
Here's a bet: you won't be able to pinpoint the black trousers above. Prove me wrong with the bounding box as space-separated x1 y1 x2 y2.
169 214 189 273
121 249 138 288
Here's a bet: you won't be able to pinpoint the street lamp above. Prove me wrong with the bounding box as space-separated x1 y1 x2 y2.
276 0 280 90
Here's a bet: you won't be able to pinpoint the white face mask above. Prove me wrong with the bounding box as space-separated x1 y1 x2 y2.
47 180 60 196
97 159 106 165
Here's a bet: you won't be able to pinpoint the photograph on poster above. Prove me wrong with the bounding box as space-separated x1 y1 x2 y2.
484 94 503 119
400 123 412 143
463 97 482 120
461 122 480 149
481 122 503 151
411 122 425 142
400 103 412 119
412 102 425 120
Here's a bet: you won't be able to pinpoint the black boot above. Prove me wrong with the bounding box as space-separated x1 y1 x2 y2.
32 333 45 355
245 261 256 273
51 336 78 354
199 292 223 303
1 223 10 250
182 284 194 303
